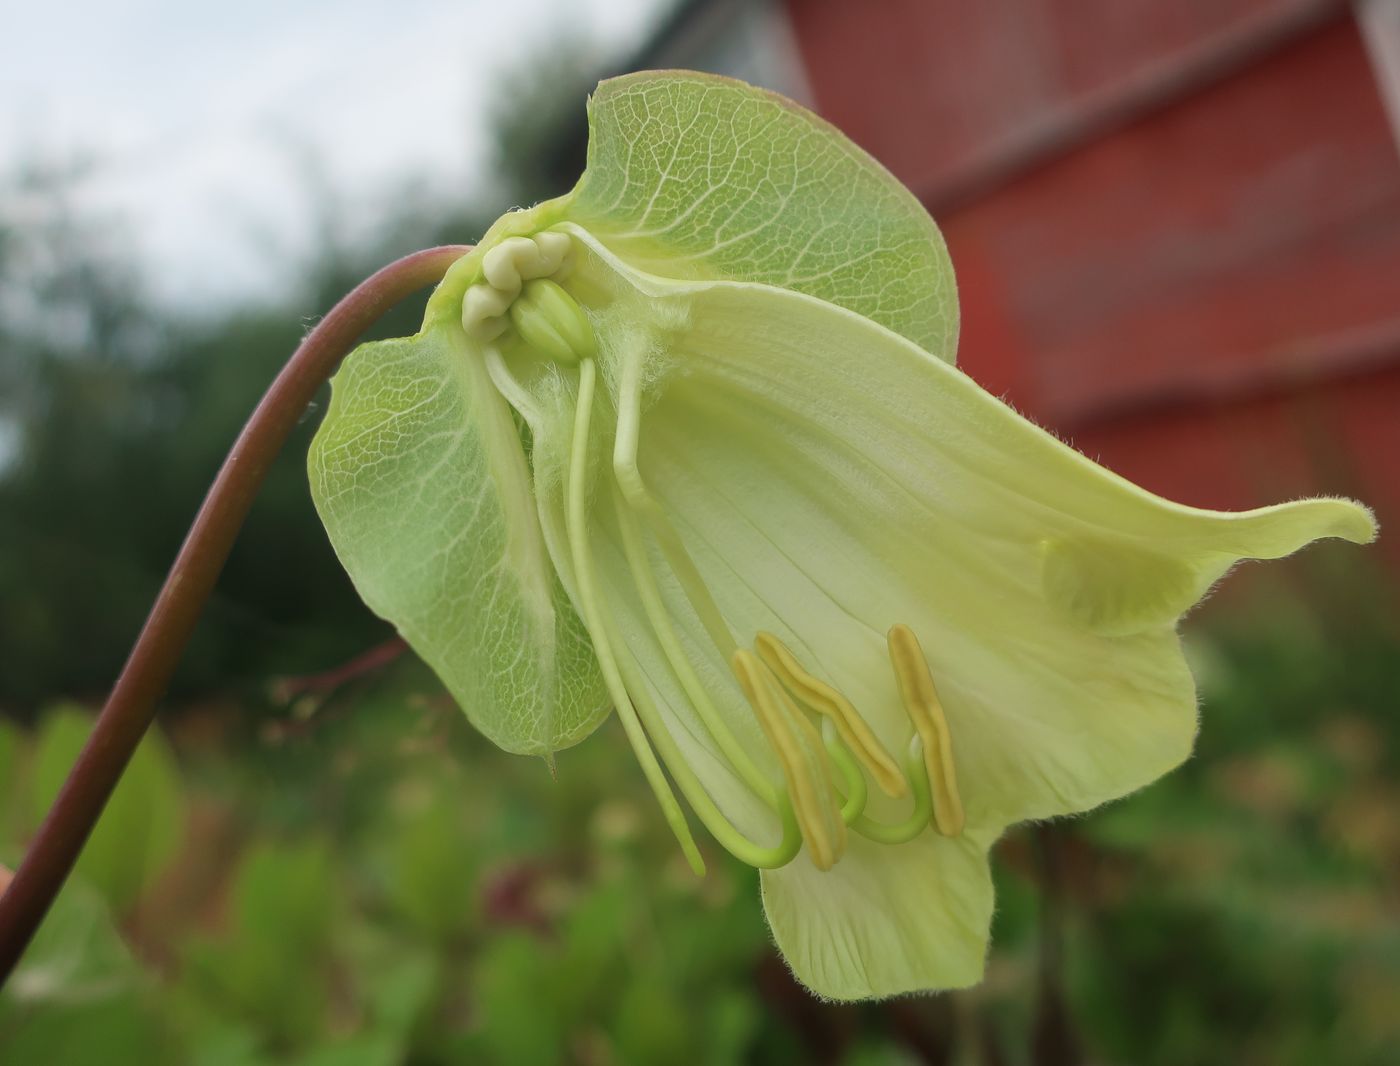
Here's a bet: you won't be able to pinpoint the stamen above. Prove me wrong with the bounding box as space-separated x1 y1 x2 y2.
612 628 803 871
557 347 965 870
756 632 907 800
887 624 965 837
851 737 936 845
821 720 868 824
612 352 739 658
569 359 801 871
610 482 780 808
732 650 846 871
565 358 706 876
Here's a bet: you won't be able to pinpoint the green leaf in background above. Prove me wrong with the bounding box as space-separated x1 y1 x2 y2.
232 840 337 963
613 976 692 1064
553 879 632 1025
466 933 566 1066
182 840 339 1048
309 328 608 757
179 1021 267 1066
285 1035 401 1066
0 717 22 841
28 703 182 912
0 882 173 1065
699 989 763 1066
358 948 440 1046
570 70 959 360
382 787 478 940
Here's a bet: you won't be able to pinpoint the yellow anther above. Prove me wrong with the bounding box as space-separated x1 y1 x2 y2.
732 650 845 871
886 624 965 837
755 632 908 800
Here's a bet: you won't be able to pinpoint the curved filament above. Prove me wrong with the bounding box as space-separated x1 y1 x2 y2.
565 358 705 875
569 358 800 870
851 739 935 846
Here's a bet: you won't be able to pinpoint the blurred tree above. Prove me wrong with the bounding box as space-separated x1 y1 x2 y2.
0 31 633 716
487 35 607 205
0 161 488 714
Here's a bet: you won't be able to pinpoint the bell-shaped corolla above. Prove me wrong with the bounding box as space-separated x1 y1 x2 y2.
309 71 1375 1000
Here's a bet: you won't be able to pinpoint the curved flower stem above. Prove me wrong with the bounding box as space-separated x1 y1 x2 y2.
0 244 471 985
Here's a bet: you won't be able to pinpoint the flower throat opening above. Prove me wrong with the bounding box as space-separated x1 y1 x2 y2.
467 231 966 876
571 350 965 877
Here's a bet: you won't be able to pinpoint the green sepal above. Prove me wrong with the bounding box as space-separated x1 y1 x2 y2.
569 70 958 361
308 323 608 756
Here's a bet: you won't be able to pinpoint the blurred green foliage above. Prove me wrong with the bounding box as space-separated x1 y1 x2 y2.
29 705 183 911
1 592 1398 1064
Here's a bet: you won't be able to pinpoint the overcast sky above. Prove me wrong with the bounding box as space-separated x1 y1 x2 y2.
2 0 668 304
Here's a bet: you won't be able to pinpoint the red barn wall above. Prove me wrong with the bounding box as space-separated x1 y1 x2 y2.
786 0 1399 557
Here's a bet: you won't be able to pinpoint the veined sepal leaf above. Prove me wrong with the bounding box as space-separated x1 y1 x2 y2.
308 321 608 756
430 71 959 363
558 69 958 360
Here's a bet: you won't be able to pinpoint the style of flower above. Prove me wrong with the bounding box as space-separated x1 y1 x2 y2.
308 71 1375 1000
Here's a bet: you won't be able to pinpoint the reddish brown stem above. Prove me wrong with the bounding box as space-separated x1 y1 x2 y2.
0 245 471 983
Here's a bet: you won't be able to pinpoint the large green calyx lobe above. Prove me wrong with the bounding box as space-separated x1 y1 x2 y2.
569 70 959 359
308 323 606 756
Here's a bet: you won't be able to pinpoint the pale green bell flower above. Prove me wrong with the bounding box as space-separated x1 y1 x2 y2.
308 71 1376 1000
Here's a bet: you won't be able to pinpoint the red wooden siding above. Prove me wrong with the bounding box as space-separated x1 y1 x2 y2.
944 19 1400 421
786 0 1400 558
787 0 1328 198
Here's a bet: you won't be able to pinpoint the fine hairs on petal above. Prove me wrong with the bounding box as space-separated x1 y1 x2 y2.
592 289 692 410
500 366 574 506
